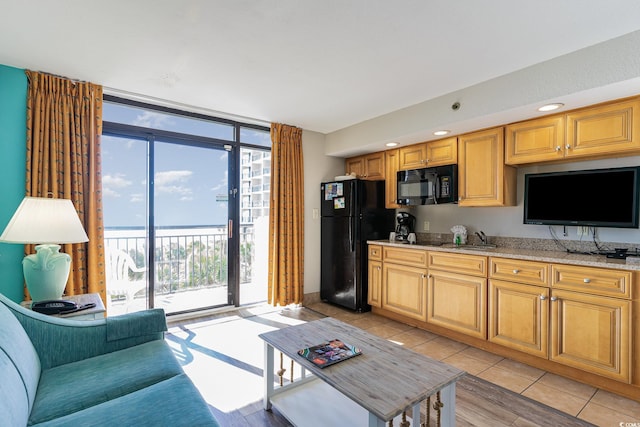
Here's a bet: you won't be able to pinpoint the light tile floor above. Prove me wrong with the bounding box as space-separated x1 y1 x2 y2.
306 302 640 427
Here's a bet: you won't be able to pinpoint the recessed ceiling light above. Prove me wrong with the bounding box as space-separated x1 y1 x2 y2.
537 103 564 112
433 130 450 136
385 142 399 147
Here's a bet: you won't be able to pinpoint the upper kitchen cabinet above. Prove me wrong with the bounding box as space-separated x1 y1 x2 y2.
458 127 516 207
398 137 457 170
566 97 640 160
505 115 565 165
384 149 400 208
506 97 640 165
345 152 385 180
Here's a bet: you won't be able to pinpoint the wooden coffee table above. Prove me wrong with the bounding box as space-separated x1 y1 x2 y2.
259 317 465 426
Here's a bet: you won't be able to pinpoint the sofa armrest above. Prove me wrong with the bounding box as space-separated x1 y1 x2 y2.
4 297 167 369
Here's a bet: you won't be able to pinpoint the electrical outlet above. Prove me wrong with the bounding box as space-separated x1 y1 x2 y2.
423 221 430 231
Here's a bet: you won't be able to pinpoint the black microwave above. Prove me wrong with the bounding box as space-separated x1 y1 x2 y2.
396 165 457 205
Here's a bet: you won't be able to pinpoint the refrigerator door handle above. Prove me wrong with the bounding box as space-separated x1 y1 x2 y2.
349 218 355 252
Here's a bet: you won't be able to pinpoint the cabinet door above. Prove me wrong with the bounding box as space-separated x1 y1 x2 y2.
488 280 549 358
382 263 427 321
363 152 385 180
566 98 640 159
398 144 428 170
345 156 364 177
550 289 630 382
505 115 565 165
427 270 486 339
368 260 383 308
384 149 400 208
458 127 516 207
425 137 458 166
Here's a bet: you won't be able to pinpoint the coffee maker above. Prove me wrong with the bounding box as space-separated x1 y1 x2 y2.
395 212 416 242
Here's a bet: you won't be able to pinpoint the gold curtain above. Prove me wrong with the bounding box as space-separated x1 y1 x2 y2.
25 70 106 303
268 123 304 306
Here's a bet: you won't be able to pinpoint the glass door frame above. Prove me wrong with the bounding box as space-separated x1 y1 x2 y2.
102 123 240 313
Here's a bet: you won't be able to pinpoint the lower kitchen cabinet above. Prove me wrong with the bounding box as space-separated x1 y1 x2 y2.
427 270 486 339
488 279 549 358
368 260 382 308
382 263 427 322
550 288 631 383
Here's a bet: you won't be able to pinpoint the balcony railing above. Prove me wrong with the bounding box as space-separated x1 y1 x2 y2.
105 225 255 296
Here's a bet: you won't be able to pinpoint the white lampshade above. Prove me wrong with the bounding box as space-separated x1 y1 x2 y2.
0 197 89 244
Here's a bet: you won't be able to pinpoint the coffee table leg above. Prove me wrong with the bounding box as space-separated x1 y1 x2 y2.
440 383 456 426
264 342 274 410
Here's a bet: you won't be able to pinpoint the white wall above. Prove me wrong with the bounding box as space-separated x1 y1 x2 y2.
405 155 640 245
302 130 344 295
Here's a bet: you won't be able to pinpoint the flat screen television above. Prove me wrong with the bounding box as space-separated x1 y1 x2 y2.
523 166 640 229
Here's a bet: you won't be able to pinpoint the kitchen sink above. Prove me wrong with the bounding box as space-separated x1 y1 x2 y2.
441 243 497 251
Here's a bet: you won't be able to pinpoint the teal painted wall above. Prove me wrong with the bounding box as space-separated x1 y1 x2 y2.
0 64 27 302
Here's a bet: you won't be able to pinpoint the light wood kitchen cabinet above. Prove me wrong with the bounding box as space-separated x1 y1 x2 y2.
384 149 400 208
398 137 457 170
488 279 549 358
382 263 427 321
428 270 486 338
488 258 550 357
566 97 640 160
505 115 565 165
427 251 487 338
506 97 640 165
458 127 516 207
368 259 382 308
345 152 385 180
550 288 631 382
379 246 428 321
551 263 631 298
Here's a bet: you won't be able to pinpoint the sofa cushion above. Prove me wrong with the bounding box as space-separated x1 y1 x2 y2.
29 340 184 424
0 296 41 411
0 350 31 427
30 374 220 427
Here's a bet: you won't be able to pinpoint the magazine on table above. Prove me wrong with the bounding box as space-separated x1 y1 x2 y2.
298 339 362 368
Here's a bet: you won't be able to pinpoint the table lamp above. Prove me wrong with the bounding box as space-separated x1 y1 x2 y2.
0 197 89 301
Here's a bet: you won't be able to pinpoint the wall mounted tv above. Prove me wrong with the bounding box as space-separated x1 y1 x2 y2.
523 166 640 229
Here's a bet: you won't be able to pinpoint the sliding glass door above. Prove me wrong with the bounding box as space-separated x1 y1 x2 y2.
152 140 230 313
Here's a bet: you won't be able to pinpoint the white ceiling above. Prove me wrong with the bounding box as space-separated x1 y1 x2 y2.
2 1 640 135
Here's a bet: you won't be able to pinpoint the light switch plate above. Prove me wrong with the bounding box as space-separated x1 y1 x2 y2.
423 221 430 231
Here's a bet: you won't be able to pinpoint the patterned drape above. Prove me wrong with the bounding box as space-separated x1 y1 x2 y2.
268 123 304 306
25 70 106 303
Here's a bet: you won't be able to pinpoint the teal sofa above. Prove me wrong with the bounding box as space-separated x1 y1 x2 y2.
0 293 220 426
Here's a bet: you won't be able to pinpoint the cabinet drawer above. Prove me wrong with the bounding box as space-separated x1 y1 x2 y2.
428 251 487 277
489 257 549 286
383 247 428 268
368 245 382 261
551 264 631 298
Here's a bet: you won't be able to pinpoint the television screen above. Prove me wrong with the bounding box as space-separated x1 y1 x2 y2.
523 167 640 228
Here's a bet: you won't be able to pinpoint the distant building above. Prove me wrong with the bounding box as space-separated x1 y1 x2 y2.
241 150 271 224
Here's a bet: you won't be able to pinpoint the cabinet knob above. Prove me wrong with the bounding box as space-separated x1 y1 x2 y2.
555 146 561 151
539 295 547 300
565 144 571 150
513 269 520 274
377 266 381 271
583 278 591 283
550 296 558 302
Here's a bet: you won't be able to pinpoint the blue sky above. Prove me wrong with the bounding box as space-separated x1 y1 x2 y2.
101 104 233 228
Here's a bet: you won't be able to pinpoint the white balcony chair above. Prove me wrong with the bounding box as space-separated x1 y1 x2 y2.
105 246 147 309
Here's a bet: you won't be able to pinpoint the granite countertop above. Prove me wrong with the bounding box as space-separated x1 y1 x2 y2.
367 239 640 271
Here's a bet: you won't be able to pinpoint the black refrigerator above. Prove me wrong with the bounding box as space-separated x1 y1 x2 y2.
320 179 395 312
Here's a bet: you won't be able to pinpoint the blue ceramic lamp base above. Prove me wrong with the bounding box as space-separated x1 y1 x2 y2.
23 244 71 302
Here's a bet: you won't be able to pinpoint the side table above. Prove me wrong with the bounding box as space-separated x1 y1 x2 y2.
21 293 106 320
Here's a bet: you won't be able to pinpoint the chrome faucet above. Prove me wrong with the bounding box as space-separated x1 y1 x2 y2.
475 231 488 245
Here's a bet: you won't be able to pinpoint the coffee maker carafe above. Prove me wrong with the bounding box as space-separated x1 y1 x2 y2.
395 212 416 241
